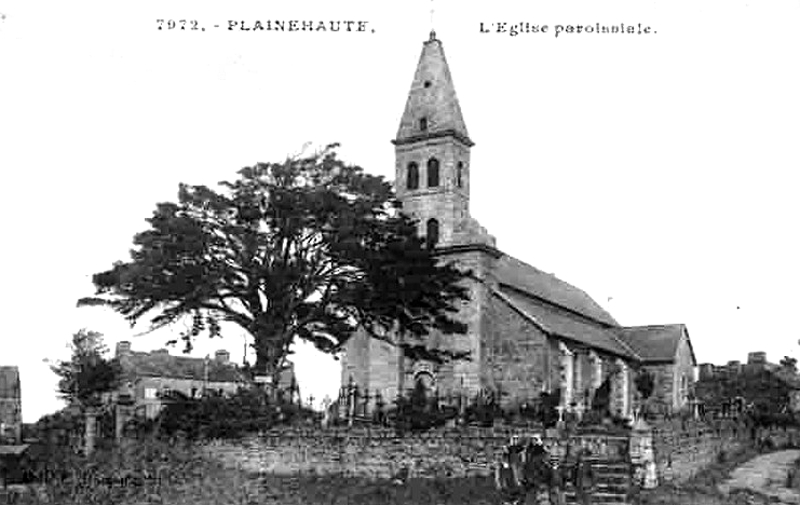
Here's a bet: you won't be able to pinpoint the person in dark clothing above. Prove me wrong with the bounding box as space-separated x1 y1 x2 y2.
571 448 597 505
496 436 526 505
523 434 562 504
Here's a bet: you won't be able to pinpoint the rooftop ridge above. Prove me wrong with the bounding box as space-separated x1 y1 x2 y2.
498 281 617 330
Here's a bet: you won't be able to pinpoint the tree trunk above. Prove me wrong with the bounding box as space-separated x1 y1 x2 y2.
85 408 97 457
253 318 289 401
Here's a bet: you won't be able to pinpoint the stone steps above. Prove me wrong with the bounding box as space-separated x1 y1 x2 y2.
561 458 632 505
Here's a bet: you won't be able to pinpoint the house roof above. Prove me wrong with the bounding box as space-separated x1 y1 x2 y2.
0 366 20 399
615 324 695 364
494 254 619 327
493 285 638 359
119 352 246 383
118 350 297 388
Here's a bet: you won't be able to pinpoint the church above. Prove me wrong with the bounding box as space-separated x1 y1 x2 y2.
341 31 697 420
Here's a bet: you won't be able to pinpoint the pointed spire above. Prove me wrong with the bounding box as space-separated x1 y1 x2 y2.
393 34 473 147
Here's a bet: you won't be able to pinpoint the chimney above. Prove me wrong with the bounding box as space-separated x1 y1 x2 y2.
115 341 132 357
215 350 230 364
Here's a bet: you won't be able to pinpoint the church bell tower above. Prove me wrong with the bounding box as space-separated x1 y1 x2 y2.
392 31 474 248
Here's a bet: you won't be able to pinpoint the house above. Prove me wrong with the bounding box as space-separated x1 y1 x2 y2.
0 367 22 445
113 342 299 419
0 366 27 487
341 31 698 420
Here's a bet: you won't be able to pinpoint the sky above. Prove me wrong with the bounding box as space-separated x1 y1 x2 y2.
1 0 799 423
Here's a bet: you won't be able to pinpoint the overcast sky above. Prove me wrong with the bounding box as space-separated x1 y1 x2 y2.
1 0 798 422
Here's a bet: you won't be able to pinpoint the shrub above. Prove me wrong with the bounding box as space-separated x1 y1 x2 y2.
462 395 503 428
388 381 458 432
155 386 317 440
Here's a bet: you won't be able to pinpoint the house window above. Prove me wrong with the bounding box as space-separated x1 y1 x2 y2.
406 162 419 190
426 218 439 249
191 387 198 399
427 158 440 187
144 387 157 399
419 117 428 131
456 161 463 188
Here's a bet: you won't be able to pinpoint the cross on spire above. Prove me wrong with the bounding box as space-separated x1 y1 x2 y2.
429 0 436 40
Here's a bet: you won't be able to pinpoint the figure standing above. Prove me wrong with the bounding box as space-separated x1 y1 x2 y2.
496 435 526 505
524 434 560 504
572 448 597 505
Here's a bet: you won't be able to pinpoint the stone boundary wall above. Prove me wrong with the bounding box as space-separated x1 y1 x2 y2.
650 419 800 484
203 426 631 480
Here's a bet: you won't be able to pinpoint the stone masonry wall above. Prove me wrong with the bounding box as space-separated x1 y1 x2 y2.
649 418 767 484
642 364 675 415
482 294 549 404
339 247 493 410
642 337 696 415
203 427 630 480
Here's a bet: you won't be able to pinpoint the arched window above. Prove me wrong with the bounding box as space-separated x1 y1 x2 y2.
426 218 439 248
427 157 440 187
456 161 464 188
419 117 428 131
406 162 419 190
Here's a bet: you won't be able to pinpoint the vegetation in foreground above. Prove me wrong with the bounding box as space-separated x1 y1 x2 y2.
5 434 796 505
637 445 780 505
3 435 505 505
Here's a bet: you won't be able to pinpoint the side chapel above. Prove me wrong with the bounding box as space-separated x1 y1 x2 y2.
341 31 697 419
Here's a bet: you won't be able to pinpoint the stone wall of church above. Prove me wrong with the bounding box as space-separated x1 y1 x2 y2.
642 364 675 415
641 336 696 415
481 295 549 404
394 137 471 247
340 329 371 394
340 247 498 408
672 337 696 409
368 337 402 403
434 248 493 397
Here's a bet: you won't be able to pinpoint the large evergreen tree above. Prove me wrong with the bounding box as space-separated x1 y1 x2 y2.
49 329 121 408
79 145 471 383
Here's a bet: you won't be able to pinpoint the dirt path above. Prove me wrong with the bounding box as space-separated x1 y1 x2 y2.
718 449 800 504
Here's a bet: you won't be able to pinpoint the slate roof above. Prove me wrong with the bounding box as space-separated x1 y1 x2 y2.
494 285 638 359
0 366 20 399
494 254 619 327
615 325 693 364
394 34 472 146
118 350 297 389
119 351 246 383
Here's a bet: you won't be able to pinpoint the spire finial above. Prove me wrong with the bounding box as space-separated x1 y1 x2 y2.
429 0 436 40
